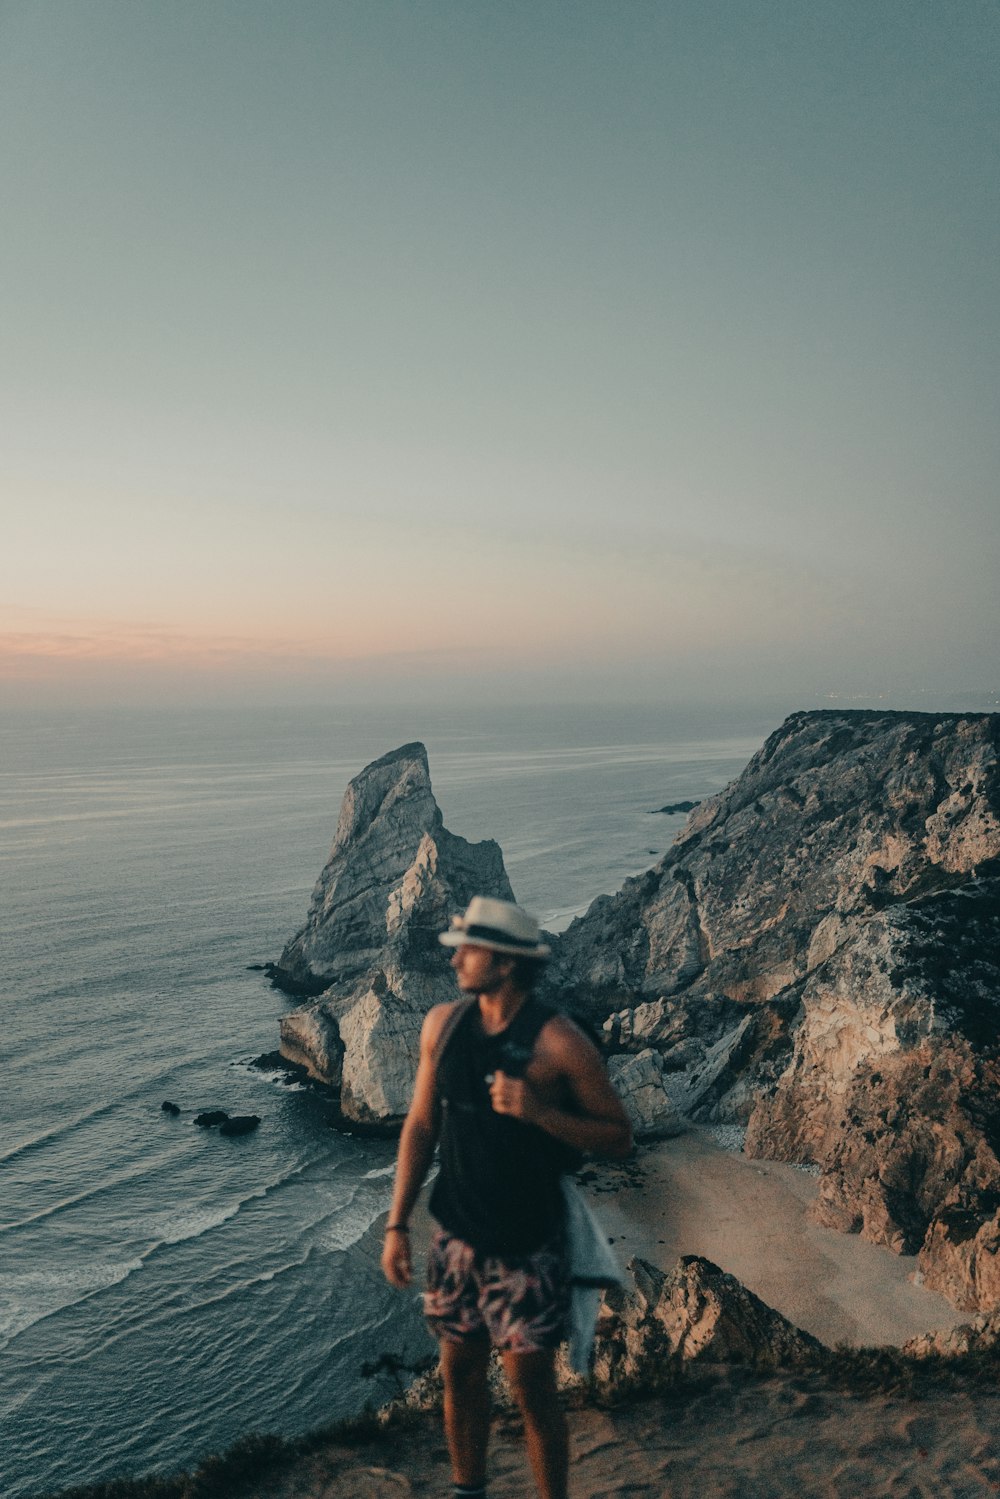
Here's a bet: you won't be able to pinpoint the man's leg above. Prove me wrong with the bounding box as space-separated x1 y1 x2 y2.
501 1348 569 1499
440 1333 492 1492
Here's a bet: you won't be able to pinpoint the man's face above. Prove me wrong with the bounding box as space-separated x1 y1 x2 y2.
450 942 512 995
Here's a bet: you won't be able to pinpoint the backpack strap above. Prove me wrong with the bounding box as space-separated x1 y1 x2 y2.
492 997 557 1077
430 996 476 1076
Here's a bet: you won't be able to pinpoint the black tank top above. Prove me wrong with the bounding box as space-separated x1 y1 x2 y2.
428 998 572 1255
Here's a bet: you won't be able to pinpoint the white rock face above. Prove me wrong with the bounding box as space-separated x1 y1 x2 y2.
607 1050 685 1139
275 743 516 1122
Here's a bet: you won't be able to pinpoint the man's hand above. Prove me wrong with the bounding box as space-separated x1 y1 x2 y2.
489 1069 542 1124
381 1229 412 1289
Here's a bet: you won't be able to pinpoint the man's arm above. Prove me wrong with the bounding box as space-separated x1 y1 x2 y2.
489 1016 633 1159
380 1003 450 1289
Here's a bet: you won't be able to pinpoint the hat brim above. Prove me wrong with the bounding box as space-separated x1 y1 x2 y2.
439 929 550 960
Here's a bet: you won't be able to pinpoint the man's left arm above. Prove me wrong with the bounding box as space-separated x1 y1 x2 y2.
489 1018 633 1159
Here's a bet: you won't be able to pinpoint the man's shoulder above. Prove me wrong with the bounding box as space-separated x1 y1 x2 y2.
535 1009 602 1065
421 998 474 1051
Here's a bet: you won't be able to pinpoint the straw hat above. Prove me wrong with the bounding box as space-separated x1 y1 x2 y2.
438 896 550 960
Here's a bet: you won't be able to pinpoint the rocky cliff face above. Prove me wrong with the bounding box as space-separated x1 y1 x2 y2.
274 743 514 1122
555 710 1000 1311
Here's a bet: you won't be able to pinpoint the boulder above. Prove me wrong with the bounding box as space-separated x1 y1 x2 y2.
194 1110 230 1128
607 1050 685 1139
274 743 515 1123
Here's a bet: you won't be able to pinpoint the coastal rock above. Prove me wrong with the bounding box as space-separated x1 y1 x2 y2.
272 743 512 995
194 1110 230 1128
745 880 1000 1308
553 710 1000 1310
275 743 514 1122
607 1050 685 1139
904 1309 1000 1359
588 1255 825 1393
555 711 1000 1022
219 1115 261 1136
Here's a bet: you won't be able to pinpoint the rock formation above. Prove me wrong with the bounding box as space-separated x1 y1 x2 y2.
554 711 1000 1311
399 1254 825 1412
606 1050 685 1140
274 743 514 1122
581 1255 825 1394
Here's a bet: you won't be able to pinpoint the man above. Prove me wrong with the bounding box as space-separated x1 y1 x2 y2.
381 896 632 1499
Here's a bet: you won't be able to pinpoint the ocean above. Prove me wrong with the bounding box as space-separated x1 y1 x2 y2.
0 702 772 1498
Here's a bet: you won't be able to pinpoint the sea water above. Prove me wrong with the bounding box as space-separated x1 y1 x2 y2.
0 703 771 1497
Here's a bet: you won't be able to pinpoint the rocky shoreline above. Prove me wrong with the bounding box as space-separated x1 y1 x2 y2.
273 710 1000 1313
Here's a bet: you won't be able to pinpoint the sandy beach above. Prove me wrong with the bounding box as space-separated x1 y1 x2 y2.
582 1129 962 1349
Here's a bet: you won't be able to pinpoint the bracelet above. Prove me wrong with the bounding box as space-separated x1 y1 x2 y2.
385 1224 410 1234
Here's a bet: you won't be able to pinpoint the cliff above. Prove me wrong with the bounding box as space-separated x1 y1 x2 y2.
555 710 1000 1310
274 742 514 1122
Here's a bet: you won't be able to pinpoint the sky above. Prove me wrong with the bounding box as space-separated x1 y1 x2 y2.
1 0 997 709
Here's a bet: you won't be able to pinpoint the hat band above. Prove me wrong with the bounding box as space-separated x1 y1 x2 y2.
462 922 540 951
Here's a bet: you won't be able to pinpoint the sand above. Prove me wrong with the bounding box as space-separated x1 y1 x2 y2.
583 1129 963 1348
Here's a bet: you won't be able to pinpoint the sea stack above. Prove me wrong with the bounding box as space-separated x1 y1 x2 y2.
274 742 514 1122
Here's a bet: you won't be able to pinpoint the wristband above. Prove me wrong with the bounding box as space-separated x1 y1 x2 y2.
385 1224 409 1234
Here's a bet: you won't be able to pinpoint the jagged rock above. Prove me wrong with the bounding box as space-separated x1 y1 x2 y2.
194 1110 230 1128
275 744 514 1122
273 743 512 995
554 711 1000 1019
607 1050 685 1139
602 992 744 1055
746 883 1000 1167
396 1256 826 1416
904 1309 1000 1359
219 1115 261 1136
587 1255 825 1393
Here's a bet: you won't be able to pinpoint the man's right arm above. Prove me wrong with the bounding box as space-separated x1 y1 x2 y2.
380 1003 450 1289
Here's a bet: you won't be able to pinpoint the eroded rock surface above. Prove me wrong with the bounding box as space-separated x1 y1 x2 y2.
275 743 514 1121
586 1255 825 1393
554 711 1000 1310
607 1050 685 1139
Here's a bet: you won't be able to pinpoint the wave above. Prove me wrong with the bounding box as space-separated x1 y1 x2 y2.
0 1098 126 1168
0 1259 144 1349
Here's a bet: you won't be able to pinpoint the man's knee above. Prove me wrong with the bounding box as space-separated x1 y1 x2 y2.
441 1334 491 1393
501 1348 559 1412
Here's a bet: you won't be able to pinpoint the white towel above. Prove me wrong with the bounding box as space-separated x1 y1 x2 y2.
561 1177 625 1375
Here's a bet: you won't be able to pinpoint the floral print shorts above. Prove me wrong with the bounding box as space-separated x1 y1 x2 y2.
424 1226 569 1352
